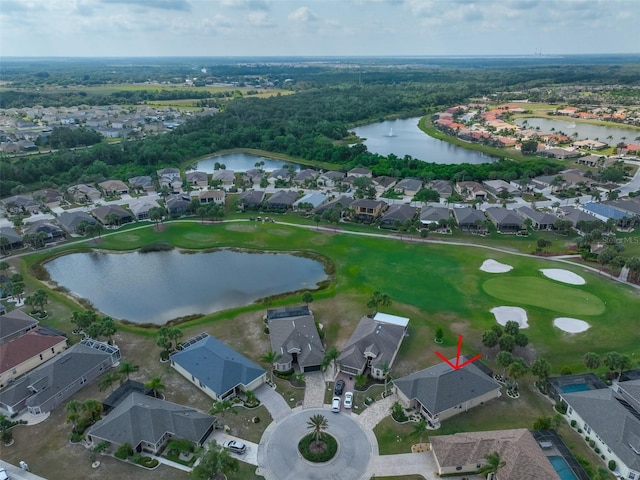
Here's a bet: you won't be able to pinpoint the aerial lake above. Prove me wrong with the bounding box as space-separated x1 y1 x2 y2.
194 152 299 173
515 117 639 145
352 117 494 164
44 249 328 324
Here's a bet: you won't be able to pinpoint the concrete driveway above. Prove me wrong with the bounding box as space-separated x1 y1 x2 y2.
258 407 373 480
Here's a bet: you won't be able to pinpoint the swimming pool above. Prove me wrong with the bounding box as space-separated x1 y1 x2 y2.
561 383 591 393
549 456 579 480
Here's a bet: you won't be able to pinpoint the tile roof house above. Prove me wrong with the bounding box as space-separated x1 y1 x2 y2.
394 359 501 428
0 339 120 415
393 178 423 196
0 327 67 388
453 208 487 231
419 205 450 226
430 428 560 480
129 198 161 221
516 206 559 231
380 204 417 229
171 333 265 401
264 190 298 211
91 204 133 225
87 391 215 455
485 207 525 233
98 179 129 196
338 312 409 380
57 211 98 234
266 305 325 373
482 179 521 197
562 387 640 479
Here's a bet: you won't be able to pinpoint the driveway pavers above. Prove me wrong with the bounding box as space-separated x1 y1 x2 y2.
254 383 291 422
355 393 395 431
302 371 326 409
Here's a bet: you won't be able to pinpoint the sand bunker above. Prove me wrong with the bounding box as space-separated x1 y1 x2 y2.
553 317 591 333
490 306 529 329
480 259 513 273
540 269 586 285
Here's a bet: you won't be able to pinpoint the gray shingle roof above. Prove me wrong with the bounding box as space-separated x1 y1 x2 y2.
563 388 640 471
338 316 406 372
57 211 97 231
420 206 450 223
394 360 500 416
171 335 264 397
88 391 215 449
267 309 325 370
485 207 523 227
395 178 422 192
381 204 417 223
453 208 486 225
0 309 38 344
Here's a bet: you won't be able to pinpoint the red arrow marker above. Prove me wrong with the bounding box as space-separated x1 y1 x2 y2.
435 334 482 370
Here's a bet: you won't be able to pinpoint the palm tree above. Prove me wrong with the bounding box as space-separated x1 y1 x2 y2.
209 399 236 426
380 361 391 398
583 352 601 371
260 350 282 384
301 291 313 305
25 288 48 314
191 441 239 480
412 417 427 445
82 399 102 424
65 400 82 433
306 414 329 448
366 291 392 315
100 317 117 344
98 371 120 393
321 347 339 372
145 376 165 398
117 360 139 383
477 451 506 479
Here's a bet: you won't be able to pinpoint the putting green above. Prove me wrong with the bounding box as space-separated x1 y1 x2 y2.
483 277 605 316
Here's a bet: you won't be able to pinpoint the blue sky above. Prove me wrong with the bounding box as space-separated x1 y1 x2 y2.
1 0 638 57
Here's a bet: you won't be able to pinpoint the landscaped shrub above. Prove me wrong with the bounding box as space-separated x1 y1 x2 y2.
608 460 616 471
560 366 573 375
589 440 596 448
137 456 159 468
585 436 590 442
298 433 338 463
595 447 600 453
578 428 583 433
115 443 134 460
570 419 577 427
554 403 567 414
263 326 269 334
69 432 84 443
274 368 294 379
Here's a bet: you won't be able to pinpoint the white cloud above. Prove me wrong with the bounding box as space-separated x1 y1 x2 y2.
247 10 274 27
288 6 318 23
221 0 269 10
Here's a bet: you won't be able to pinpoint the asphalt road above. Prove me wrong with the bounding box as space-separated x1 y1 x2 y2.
259 407 372 480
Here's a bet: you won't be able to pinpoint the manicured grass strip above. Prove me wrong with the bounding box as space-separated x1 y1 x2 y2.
482 277 605 316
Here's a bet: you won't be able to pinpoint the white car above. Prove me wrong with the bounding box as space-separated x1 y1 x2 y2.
0 467 8 480
223 440 247 455
331 396 341 412
343 391 353 409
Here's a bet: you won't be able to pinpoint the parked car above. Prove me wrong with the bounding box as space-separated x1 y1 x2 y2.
0 467 8 480
334 379 345 395
344 391 353 409
331 396 341 413
223 440 247 455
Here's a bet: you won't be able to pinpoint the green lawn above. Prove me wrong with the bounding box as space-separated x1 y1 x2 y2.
482 276 606 316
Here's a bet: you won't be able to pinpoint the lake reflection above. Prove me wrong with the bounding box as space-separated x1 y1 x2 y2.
45 249 328 324
352 117 494 164
515 117 639 145
194 152 298 173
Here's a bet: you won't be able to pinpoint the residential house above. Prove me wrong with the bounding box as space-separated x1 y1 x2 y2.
318 171 345 188
311 195 354 217
351 199 387 223
67 184 101 204
166 194 192 216
455 181 487 201
538 147 581 160
211 170 236 188
380 204 417 229
393 178 422 197
0 327 68 388
337 312 409 380
372 176 397 194
427 180 453 198
577 154 605 168
615 378 640 415
23 220 66 243
580 202 636 229
156 168 181 180
237 190 266 211
0 227 23 251
562 387 640 480
129 198 161 221
266 306 325 373
453 208 487 231
482 179 521 198
430 429 561 480
98 179 129 197
485 207 525 233
87 391 215 455
0 339 120 415
516 206 559 231
91 205 133 225
32 189 63 209
198 190 226 205
0 309 39 345
293 192 327 211
293 169 318 185
558 207 602 229
242 169 264 186
128 175 155 193
268 168 292 183
419 205 450 227
573 139 608 150
0 195 39 214
57 211 98 234
264 190 298 211
185 171 209 188
348 167 372 178
394 359 501 428
170 333 265 401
